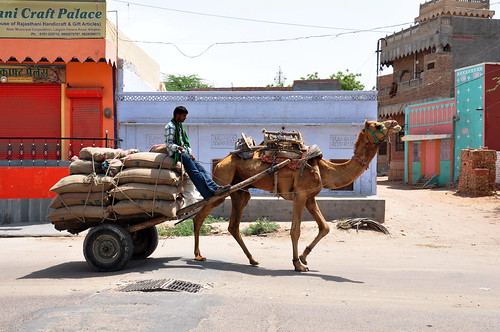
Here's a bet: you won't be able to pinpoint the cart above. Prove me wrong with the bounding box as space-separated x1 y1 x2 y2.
81 159 291 272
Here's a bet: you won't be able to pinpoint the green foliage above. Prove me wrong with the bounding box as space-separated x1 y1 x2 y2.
241 218 280 236
162 74 213 91
300 72 321 80
157 215 228 237
300 70 365 91
329 69 365 91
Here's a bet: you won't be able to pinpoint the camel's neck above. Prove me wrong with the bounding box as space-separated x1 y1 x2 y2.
319 131 380 189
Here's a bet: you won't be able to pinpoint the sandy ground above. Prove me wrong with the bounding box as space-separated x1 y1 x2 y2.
257 177 500 248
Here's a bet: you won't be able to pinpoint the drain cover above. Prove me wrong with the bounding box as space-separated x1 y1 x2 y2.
119 279 203 293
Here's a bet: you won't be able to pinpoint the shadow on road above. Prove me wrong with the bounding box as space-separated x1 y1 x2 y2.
19 256 364 284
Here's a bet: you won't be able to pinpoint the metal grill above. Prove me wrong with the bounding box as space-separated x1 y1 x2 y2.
119 279 203 293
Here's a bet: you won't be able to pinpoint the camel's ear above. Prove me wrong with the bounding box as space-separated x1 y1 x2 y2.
364 120 370 128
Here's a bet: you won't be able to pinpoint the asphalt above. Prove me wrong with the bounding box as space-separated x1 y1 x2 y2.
0 222 77 238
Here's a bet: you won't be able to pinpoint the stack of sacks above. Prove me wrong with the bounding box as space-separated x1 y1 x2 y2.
47 147 137 226
109 152 185 219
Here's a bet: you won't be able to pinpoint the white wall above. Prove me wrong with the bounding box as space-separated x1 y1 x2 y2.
117 91 379 196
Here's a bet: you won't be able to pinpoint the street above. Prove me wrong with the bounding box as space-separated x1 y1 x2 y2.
0 179 499 331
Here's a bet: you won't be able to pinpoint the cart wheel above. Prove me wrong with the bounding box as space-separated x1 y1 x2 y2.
83 223 134 272
131 226 159 259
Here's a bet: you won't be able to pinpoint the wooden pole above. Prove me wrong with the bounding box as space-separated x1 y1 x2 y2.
126 158 292 233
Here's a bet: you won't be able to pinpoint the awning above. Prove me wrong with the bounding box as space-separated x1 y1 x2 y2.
402 134 452 142
0 39 117 65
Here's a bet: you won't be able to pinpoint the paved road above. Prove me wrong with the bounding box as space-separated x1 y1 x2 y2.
1 227 499 331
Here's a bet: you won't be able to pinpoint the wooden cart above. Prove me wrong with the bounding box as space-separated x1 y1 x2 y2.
82 159 291 272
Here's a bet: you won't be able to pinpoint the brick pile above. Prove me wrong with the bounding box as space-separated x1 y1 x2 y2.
458 148 497 196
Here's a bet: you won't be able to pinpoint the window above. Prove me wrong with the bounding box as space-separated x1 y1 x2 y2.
440 140 451 161
427 62 435 70
412 143 421 162
395 129 405 152
378 141 387 156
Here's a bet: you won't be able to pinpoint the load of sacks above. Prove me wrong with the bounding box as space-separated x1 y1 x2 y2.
47 146 189 231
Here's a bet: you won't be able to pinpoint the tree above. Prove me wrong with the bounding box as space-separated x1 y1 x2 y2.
300 70 365 91
329 70 365 91
162 74 213 91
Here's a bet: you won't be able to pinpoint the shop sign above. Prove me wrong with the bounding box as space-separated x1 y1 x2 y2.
0 64 66 83
0 1 105 39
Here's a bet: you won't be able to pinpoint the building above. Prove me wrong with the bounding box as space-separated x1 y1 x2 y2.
0 0 161 223
402 62 500 187
377 0 500 180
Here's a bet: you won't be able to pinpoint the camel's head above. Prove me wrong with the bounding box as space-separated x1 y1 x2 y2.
363 120 401 144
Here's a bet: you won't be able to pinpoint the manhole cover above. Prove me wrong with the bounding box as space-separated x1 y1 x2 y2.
119 279 203 293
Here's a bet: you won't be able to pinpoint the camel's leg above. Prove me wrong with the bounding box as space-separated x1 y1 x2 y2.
227 190 259 265
192 198 225 261
290 195 309 272
299 196 330 265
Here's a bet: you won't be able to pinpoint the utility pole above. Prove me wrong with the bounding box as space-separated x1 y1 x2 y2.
274 66 287 87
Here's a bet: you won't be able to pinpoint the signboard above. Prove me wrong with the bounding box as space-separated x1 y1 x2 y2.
211 134 237 149
330 135 356 148
0 64 66 83
0 1 106 39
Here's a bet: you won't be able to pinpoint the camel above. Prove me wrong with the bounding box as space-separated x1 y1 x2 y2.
192 120 401 272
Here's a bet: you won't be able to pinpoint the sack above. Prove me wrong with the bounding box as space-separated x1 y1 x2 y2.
79 147 123 162
49 192 109 208
50 174 115 194
102 158 124 176
149 144 168 154
109 183 180 201
69 159 102 175
110 199 180 217
123 152 180 169
119 148 140 158
47 205 110 222
113 167 181 186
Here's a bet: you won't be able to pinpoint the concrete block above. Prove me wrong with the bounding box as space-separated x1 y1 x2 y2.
212 196 385 223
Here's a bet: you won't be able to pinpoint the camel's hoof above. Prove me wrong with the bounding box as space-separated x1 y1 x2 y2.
194 256 206 261
294 265 309 272
299 254 308 265
249 259 259 266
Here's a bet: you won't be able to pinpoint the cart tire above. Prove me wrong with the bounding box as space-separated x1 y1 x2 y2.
131 226 159 259
83 223 134 272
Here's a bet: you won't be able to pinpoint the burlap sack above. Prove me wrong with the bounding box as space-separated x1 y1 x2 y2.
47 205 110 222
109 183 180 201
103 158 124 176
69 159 102 175
50 174 115 194
149 144 168 154
79 147 123 162
119 148 140 158
49 192 109 209
123 152 180 169
110 199 180 217
113 167 181 186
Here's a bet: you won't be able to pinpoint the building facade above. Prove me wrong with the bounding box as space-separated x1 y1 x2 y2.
0 0 161 223
402 62 500 186
377 0 500 180
117 90 380 197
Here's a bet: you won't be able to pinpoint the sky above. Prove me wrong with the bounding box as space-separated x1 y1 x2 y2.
105 0 500 90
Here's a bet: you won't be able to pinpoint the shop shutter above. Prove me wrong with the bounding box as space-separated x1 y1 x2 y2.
71 97 102 153
0 84 61 137
0 84 61 159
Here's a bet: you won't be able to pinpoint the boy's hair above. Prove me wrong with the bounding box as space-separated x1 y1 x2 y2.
173 106 188 116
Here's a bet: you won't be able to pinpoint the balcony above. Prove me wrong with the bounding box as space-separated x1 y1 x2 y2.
0 136 121 166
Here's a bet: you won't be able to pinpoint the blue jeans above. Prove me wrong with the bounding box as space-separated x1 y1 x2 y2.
180 152 219 199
